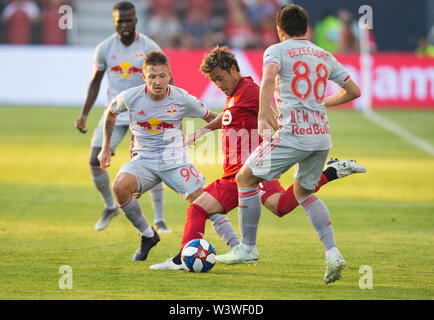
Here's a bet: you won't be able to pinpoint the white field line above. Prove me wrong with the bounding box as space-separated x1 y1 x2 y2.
363 110 434 156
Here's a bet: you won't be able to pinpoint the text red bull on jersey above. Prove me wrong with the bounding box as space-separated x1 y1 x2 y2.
110 62 142 78
137 118 175 134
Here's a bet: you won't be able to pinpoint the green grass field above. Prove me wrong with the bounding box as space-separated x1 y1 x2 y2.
0 106 433 300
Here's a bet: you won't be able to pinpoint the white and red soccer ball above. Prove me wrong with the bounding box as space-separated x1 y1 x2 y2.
181 239 216 273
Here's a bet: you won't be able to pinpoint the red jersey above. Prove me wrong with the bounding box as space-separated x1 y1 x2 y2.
221 77 262 181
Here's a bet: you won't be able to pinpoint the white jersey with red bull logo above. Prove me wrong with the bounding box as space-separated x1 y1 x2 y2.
110 84 210 162
94 32 161 125
263 37 351 151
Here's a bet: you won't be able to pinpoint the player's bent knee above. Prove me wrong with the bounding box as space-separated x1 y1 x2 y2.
89 148 104 176
112 173 138 200
236 166 260 188
235 167 249 186
90 165 105 176
193 192 225 215
89 147 102 167
263 195 280 216
293 180 314 201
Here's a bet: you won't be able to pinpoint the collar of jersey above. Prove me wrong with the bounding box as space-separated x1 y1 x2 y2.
116 32 139 41
230 76 253 98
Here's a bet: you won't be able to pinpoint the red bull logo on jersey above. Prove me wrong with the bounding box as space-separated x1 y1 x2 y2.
166 106 178 114
137 118 175 134
110 61 142 78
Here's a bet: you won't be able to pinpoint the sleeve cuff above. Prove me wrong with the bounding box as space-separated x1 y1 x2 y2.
203 108 210 119
109 104 117 114
264 61 281 69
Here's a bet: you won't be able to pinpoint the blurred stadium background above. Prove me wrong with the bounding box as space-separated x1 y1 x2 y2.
1 0 433 108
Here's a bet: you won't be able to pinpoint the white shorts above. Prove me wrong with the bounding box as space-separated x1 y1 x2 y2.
246 133 329 190
118 159 205 199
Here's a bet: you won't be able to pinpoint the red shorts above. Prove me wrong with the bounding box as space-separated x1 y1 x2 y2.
204 178 238 214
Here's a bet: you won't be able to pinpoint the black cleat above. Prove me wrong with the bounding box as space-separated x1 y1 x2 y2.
132 227 160 261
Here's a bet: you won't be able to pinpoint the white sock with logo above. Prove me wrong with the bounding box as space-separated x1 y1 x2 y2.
298 193 336 252
238 187 261 252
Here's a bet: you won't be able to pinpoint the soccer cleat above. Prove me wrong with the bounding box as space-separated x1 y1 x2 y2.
132 227 160 261
150 258 188 271
215 245 259 265
326 158 367 179
94 207 120 231
155 220 172 234
324 248 346 284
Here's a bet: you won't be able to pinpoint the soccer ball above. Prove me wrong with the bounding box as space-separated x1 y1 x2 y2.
181 239 216 273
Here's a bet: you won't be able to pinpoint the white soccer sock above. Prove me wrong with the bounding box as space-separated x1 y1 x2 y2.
238 187 261 249
141 225 155 237
150 182 165 224
326 247 340 260
120 197 150 235
240 243 256 253
91 169 117 210
209 214 240 248
298 193 337 251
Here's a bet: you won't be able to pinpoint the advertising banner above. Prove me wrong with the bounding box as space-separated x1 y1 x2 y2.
1 46 433 109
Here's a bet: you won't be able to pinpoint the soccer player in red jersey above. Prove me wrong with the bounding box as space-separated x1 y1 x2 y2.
150 46 365 270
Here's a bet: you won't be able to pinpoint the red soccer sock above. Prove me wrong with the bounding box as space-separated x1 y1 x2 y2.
181 203 209 249
259 179 286 204
276 173 329 217
315 173 329 192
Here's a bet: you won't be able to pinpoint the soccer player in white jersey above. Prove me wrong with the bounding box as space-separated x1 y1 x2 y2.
222 5 361 284
98 51 219 261
74 2 170 233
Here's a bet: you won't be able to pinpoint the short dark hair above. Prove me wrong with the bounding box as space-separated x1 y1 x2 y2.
113 1 135 12
276 4 308 37
143 50 170 70
200 46 240 75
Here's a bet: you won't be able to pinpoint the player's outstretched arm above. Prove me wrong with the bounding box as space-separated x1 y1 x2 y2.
186 112 222 148
75 69 105 133
324 79 361 108
97 109 117 169
204 111 219 123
